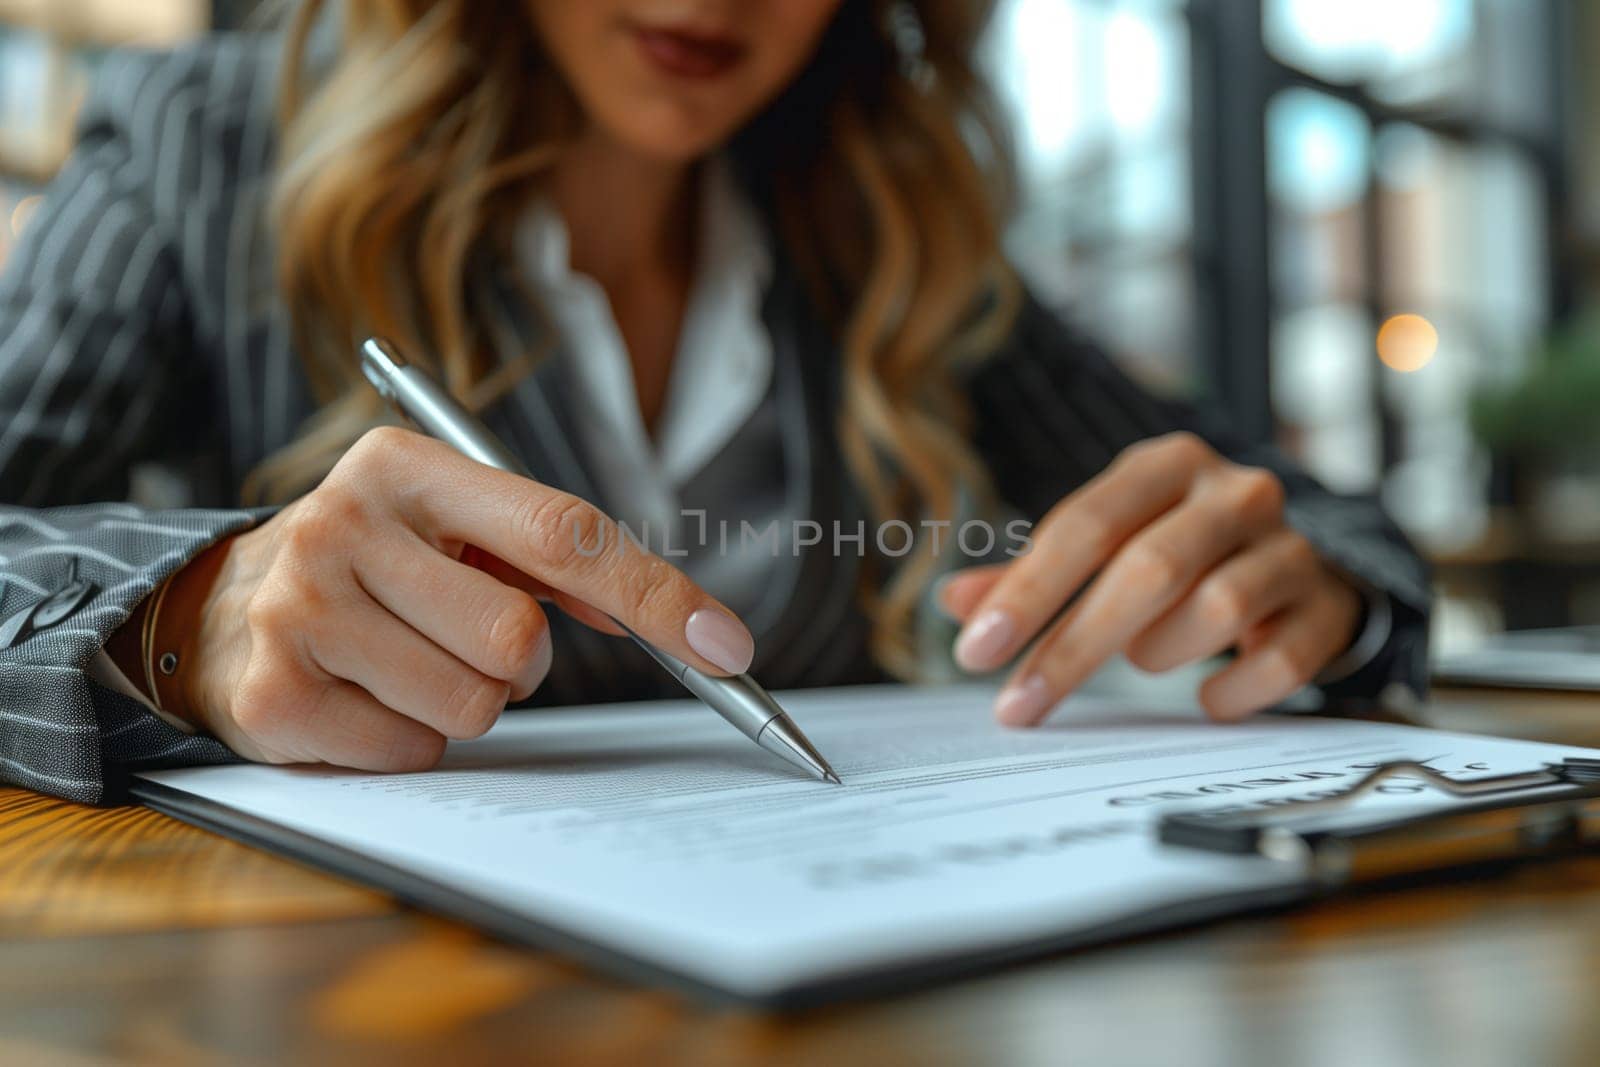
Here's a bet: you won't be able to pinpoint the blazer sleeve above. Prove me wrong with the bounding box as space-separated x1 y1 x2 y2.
0 49 272 803
966 290 1431 705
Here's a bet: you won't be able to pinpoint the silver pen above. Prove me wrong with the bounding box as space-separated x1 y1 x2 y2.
360 337 842 785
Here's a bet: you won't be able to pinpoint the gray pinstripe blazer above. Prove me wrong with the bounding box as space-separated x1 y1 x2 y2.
0 36 1430 803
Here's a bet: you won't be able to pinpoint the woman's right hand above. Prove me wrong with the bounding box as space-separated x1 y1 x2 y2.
165 427 755 770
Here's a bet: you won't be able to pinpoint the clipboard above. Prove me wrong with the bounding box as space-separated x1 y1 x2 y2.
123 696 1600 1010
134 751 1600 1011
1160 757 1600 888
128 757 1600 1009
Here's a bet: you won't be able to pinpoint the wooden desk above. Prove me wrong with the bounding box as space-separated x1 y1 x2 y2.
4 689 1600 1065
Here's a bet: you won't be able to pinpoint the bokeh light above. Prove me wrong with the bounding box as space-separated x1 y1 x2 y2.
1376 313 1439 372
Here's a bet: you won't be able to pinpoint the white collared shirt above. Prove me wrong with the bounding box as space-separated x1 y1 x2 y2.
518 159 775 533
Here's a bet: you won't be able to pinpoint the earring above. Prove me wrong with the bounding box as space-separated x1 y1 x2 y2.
885 0 936 92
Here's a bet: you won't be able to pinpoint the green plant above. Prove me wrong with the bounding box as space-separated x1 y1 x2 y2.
1471 314 1600 454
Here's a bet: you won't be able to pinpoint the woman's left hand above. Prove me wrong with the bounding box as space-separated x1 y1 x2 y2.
940 432 1363 726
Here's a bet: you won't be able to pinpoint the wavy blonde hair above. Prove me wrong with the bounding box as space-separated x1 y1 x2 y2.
254 0 1020 679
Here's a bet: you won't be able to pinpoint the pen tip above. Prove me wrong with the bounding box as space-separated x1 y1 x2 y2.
824 771 842 785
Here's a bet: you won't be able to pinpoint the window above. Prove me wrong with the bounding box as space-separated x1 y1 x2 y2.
1262 0 1564 552
985 0 1574 560
985 0 1197 395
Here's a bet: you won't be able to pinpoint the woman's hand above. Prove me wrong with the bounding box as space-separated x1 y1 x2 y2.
940 432 1363 726
162 427 755 770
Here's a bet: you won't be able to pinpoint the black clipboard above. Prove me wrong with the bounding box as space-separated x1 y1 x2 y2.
129 757 1600 1010
1159 757 1600 888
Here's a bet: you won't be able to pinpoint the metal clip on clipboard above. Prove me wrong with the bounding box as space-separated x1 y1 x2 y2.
1159 758 1600 889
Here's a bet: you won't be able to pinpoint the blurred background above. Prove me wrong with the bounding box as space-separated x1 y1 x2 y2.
0 0 1596 660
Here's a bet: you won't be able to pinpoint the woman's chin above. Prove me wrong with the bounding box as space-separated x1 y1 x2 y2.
590 108 738 166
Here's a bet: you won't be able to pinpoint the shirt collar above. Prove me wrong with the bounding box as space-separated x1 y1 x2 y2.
513 156 778 505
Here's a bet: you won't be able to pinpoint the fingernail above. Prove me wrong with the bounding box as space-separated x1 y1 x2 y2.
685 608 755 674
512 627 553 699
954 610 1015 672
996 674 1053 727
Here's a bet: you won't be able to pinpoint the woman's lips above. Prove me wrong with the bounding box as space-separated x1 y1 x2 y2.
632 26 746 79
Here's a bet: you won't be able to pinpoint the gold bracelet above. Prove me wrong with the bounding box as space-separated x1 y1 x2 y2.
140 574 178 713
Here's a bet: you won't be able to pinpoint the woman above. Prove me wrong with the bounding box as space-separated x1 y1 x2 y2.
0 1 1427 804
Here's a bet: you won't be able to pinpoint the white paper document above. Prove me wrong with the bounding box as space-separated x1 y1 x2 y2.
136 685 1598 1001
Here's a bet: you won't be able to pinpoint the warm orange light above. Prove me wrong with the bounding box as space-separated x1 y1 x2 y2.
10 196 41 238
1377 313 1438 373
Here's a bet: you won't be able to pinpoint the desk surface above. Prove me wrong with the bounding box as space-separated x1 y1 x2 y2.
5 689 1600 1066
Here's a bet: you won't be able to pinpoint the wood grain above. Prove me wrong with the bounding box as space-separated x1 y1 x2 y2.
0 789 392 937
1 687 1598 1065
